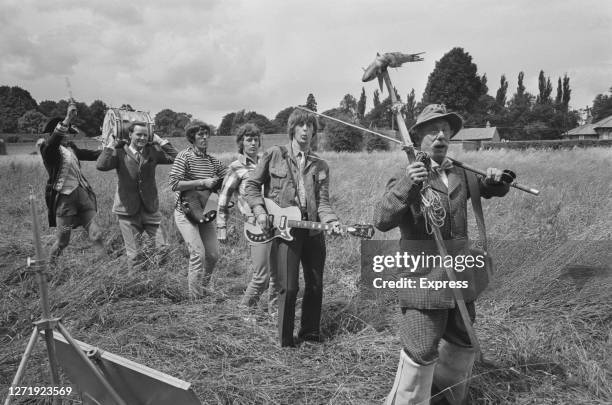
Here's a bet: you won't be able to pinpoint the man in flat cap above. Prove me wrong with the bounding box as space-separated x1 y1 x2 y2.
374 104 514 404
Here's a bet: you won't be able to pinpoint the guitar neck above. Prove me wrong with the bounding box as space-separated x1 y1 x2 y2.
286 220 339 231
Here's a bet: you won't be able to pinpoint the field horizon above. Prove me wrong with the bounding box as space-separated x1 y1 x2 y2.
1 147 610 404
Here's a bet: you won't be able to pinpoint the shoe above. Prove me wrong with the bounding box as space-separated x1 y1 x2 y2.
298 333 322 343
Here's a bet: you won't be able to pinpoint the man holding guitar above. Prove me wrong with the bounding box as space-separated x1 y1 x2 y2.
245 108 342 347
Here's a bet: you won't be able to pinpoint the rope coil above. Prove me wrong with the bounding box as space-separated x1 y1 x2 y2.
420 179 446 235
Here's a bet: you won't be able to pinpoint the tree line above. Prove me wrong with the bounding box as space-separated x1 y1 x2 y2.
1 47 611 147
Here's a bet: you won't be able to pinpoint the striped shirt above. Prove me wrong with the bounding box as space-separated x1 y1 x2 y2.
168 146 228 213
217 154 259 228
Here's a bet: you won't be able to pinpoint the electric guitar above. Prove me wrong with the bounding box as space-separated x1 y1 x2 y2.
244 198 375 244
181 192 234 224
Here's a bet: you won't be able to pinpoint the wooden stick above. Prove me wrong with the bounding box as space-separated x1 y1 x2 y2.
297 106 540 196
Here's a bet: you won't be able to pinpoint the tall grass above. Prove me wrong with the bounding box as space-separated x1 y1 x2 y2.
1 147 610 404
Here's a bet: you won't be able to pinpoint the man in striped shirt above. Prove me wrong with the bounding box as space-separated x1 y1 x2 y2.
169 121 228 298
217 123 279 313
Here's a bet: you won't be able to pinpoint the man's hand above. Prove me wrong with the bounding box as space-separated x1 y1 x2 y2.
196 177 219 190
103 134 117 149
152 133 166 145
484 167 505 184
63 101 77 126
327 221 343 235
256 213 271 232
406 161 428 183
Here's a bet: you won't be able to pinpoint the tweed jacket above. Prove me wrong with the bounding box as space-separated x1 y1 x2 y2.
373 164 509 308
40 128 100 227
96 142 178 216
245 144 338 235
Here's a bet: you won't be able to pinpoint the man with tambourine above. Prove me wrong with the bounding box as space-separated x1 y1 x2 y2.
96 119 177 271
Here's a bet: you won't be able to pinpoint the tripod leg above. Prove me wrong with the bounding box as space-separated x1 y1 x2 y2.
57 323 127 405
4 328 38 405
42 328 62 405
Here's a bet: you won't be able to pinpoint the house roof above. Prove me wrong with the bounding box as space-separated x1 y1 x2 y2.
563 123 597 136
593 115 612 130
563 115 612 136
451 127 498 141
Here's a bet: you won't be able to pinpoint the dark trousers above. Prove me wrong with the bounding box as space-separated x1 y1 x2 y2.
274 229 326 346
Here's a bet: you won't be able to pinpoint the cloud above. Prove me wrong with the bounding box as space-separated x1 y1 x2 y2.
1 0 610 125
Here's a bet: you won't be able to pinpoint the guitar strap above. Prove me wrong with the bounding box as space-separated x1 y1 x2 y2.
279 146 306 212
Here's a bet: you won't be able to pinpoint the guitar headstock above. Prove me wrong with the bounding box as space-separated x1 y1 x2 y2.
346 224 375 239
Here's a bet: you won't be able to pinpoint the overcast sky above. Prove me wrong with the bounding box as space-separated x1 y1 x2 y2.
1 0 610 126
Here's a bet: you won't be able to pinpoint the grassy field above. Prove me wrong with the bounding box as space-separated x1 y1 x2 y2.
0 147 611 404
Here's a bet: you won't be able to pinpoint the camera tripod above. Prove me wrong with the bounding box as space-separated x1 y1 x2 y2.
3 188 125 405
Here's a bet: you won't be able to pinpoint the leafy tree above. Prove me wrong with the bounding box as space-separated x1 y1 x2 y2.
495 75 508 107
404 88 417 127
591 87 612 121
421 47 487 116
562 74 571 109
318 107 342 131
154 109 179 136
504 72 534 140
273 106 294 132
324 111 363 152
467 94 497 127
357 87 367 119
305 93 317 112
373 89 380 109
218 112 236 136
0 86 38 132
340 93 357 116
71 101 95 135
244 111 278 134
88 100 108 135
221 109 278 136
555 77 563 105
18 110 48 134
38 100 62 118
536 70 553 104
365 134 390 152
175 112 192 132
364 95 392 129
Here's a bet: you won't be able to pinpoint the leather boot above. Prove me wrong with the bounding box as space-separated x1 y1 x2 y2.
431 339 475 405
385 349 435 405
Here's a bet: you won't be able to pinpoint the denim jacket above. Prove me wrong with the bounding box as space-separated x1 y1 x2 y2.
245 144 338 235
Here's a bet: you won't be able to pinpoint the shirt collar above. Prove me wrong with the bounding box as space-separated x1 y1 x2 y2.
430 157 453 171
291 145 309 159
129 144 141 155
189 145 206 157
239 153 258 166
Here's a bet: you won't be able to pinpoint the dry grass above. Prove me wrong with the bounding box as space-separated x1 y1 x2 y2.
1 147 611 404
